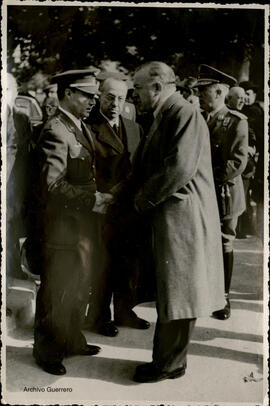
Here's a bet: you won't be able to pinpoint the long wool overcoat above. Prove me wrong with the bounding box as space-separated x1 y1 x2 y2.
133 92 226 321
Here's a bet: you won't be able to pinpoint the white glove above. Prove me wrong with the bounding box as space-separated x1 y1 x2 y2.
92 192 114 214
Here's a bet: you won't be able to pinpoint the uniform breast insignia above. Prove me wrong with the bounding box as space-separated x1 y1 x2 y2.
222 116 231 127
217 114 225 121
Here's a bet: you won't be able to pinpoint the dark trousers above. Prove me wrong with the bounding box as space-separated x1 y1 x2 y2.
152 318 196 371
33 246 88 364
34 212 101 364
85 207 154 326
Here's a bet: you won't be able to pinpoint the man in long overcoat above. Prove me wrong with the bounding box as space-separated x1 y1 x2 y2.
131 61 225 383
33 70 113 376
85 77 150 337
196 65 248 320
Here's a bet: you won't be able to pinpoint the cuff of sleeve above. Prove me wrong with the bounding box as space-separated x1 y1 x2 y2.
134 193 156 212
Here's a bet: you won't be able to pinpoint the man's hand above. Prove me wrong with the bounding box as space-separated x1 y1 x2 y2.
92 192 114 214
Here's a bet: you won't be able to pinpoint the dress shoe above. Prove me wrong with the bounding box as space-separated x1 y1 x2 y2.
212 298 231 320
115 314 150 329
134 362 186 383
36 360 66 375
77 344 101 356
99 321 118 337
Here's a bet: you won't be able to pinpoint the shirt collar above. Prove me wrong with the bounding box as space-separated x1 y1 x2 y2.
59 106 82 131
99 109 119 128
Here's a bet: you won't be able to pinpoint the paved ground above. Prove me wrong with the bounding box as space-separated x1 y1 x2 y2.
2 236 267 406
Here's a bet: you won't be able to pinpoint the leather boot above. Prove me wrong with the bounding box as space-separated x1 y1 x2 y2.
213 251 233 320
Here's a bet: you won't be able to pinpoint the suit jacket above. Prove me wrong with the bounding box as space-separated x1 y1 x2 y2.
207 105 248 219
86 110 141 192
132 92 225 321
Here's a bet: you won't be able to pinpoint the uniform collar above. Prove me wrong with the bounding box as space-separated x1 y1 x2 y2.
207 103 225 121
59 105 82 131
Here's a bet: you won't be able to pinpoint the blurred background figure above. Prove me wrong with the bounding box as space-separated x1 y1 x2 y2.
176 76 200 107
6 73 33 289
42 96 59 120
239 81 264 240
227 86 257 238
43 83 58 99
226 86 246 111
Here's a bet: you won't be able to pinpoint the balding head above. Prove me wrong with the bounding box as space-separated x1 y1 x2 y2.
227 86 246 111
133 61 176 113
135 61 176 87
99 78 128 120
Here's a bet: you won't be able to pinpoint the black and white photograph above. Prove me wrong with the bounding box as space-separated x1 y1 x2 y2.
1 1 269 405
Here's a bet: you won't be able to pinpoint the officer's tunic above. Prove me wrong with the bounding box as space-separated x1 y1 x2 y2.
207 105 248 251
33 109 100 364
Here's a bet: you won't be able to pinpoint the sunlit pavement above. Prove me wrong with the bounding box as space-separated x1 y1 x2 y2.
3 236 267 405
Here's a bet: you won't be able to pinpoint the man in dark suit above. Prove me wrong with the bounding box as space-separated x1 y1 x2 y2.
131 62 225 383
196 65 248 320
85 77 150 337
33 70 113 375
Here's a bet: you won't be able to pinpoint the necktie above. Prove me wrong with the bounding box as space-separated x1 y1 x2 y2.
113 124 119 135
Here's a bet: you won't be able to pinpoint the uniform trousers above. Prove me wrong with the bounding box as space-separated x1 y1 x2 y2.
152 318 196 371
221 217 238 253
34 211 102 364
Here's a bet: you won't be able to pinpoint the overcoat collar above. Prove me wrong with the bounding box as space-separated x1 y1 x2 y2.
57 109 95 153
90 111 124 153
141 91 183 159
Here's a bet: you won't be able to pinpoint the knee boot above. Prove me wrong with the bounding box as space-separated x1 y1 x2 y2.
213 251 233 320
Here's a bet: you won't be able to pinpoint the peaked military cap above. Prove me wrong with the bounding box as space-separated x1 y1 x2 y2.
176 77 197 94
239 81 258 93
194 64 237 88
51 68 100 95
44 83 58 92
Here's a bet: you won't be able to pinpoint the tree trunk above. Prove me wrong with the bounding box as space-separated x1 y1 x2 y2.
238 57 250 83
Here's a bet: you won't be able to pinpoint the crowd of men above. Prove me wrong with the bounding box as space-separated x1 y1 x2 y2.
6 61 264 382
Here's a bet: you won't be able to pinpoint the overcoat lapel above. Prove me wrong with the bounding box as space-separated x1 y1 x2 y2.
140 92 181 160
91 119 124 153
121 116 140 158
140 110 163 160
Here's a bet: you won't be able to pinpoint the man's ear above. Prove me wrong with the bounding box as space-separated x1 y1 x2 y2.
65 88 72 98
153 81 162 95
215 88 222 99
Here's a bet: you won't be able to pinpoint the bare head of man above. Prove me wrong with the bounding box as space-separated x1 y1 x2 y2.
227 86 246 111
99 78 128 120
133 62 176 114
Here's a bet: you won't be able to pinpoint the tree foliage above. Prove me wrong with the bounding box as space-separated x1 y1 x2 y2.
7 5 265 89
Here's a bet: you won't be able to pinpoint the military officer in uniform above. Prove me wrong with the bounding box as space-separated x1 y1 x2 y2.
196 64 248 320
33 70 113 375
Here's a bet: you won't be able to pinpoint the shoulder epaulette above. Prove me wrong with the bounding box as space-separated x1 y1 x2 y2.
228 109 247 120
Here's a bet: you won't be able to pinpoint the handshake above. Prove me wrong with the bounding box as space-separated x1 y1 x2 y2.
92 191 114 214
